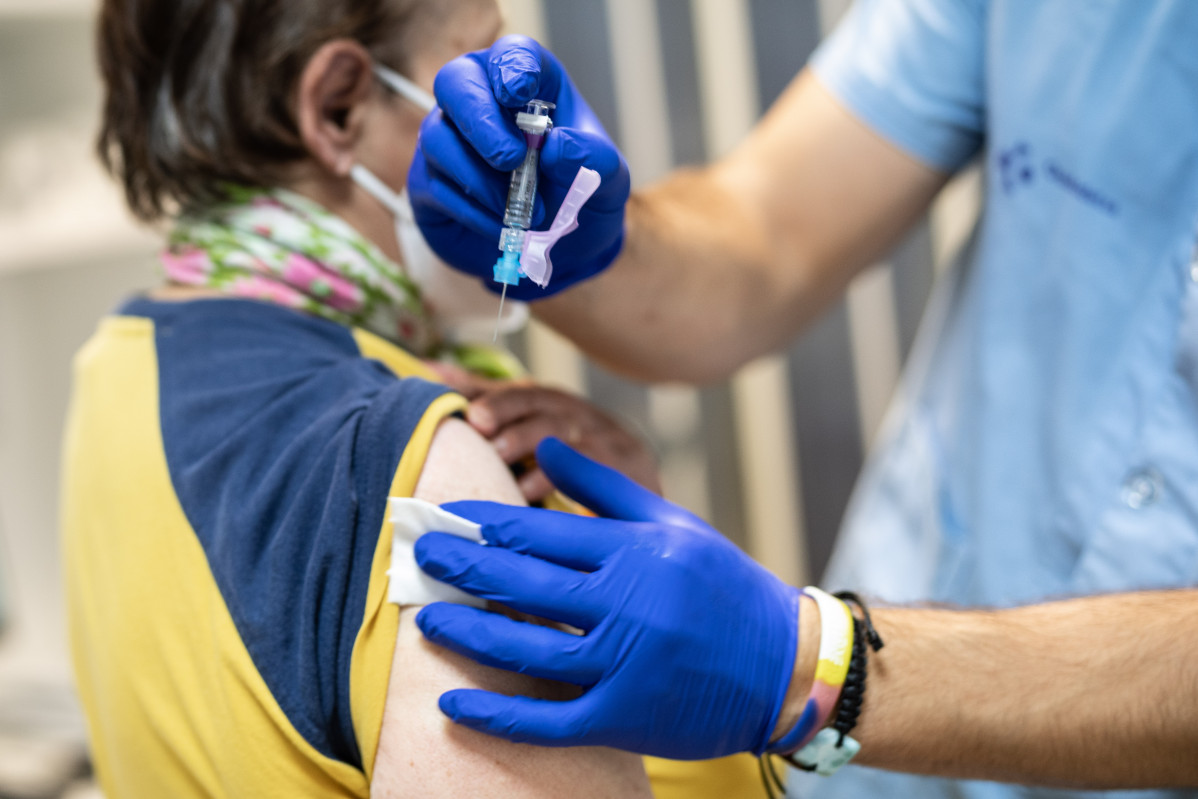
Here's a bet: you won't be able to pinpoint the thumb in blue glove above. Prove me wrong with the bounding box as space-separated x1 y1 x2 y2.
413 438 801 760
408 35 631 299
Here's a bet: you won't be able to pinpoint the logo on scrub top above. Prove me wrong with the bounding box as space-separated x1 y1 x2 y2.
998 142 1036 194
995 141 1119 217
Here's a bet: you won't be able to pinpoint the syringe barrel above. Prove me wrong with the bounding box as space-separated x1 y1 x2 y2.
503 147 541 231
501 100 555 231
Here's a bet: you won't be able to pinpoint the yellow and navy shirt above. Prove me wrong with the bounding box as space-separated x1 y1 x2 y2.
61 297 466 798
60 296 768 799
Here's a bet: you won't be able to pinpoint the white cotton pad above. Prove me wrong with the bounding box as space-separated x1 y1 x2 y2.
387 498 486 608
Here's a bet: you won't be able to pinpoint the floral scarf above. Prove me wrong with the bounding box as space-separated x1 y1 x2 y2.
162 185 441 356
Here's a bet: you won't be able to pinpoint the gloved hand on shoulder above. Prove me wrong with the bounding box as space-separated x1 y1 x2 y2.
414 438 802 760
408 35 631 299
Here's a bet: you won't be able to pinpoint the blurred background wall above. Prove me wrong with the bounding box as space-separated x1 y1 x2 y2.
0 0 979 794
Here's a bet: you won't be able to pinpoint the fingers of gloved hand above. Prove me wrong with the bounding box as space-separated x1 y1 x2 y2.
484 37 607 137
533 438 671 522
438 689 596 748
408 153 505 242
539 128 631 212
416 603 602 686
440 501 633 571
483 35 545 108
433 52 526 170
415 112 520 218
415 531 602 627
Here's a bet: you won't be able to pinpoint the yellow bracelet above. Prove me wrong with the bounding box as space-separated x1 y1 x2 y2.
765 586 854 754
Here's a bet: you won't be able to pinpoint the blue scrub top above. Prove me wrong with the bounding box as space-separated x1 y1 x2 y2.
802 1 1198 798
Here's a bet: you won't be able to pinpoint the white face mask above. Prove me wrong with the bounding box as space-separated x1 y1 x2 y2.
351 66 529 341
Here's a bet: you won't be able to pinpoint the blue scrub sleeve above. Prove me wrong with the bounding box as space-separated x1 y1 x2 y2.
811 0 988 173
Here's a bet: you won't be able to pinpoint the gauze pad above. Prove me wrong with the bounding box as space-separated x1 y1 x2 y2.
387 498 486 608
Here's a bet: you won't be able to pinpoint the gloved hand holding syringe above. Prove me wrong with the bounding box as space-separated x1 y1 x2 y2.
408 36 630 303
491 99 603 340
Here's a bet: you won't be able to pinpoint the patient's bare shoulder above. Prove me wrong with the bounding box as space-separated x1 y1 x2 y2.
370 417 651 797
408 416 526 506
372 611 650 797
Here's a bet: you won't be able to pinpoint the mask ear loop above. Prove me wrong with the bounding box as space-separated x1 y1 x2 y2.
349 163 420 283
357 64 432 217
350 163 407 218
373 64 437 114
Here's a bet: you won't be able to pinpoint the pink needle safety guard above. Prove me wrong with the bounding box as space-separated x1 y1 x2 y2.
519 166 602 289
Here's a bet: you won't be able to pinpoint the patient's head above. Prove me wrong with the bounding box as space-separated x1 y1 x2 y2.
97 0 499 264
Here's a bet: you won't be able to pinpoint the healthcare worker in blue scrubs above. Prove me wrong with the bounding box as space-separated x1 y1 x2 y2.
408 0 1198 795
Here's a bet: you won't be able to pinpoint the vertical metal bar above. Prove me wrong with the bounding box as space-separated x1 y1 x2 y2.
499 0 548 43
542 2 622 144
786 310 861 583
847 265 902 448
748 0 822 108
605 0 713 517
691 0 808 585
604 0 673 184
653 0 748 540
746 0 857 584
815 0 853 30
655 0 709 167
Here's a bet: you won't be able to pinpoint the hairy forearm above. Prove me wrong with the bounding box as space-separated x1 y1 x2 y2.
537 166 813 383
535 70 947 383
839 591 1198 788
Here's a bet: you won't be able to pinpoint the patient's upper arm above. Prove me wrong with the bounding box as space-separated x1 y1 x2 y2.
370 418 651 797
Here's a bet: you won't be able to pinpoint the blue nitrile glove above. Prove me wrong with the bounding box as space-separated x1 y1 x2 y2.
413 438 801 760
408 35 631 299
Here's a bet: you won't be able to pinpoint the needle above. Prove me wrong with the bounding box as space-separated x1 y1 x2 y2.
493 283 508 343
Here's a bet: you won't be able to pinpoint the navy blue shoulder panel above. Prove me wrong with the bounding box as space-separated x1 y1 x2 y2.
122 298 451 768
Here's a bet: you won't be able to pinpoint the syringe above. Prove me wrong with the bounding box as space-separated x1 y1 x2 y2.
493 99 555 341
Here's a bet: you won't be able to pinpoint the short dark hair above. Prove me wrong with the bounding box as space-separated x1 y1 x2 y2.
96 0 418 222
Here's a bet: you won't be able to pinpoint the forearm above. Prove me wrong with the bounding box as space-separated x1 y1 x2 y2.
536 70 946 383
536 166 806 383
822 591 1198 788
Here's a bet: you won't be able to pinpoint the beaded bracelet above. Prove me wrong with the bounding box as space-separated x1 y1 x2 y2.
828 591 885 746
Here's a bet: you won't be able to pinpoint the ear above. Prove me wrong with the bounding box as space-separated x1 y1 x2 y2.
296 39 377 177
